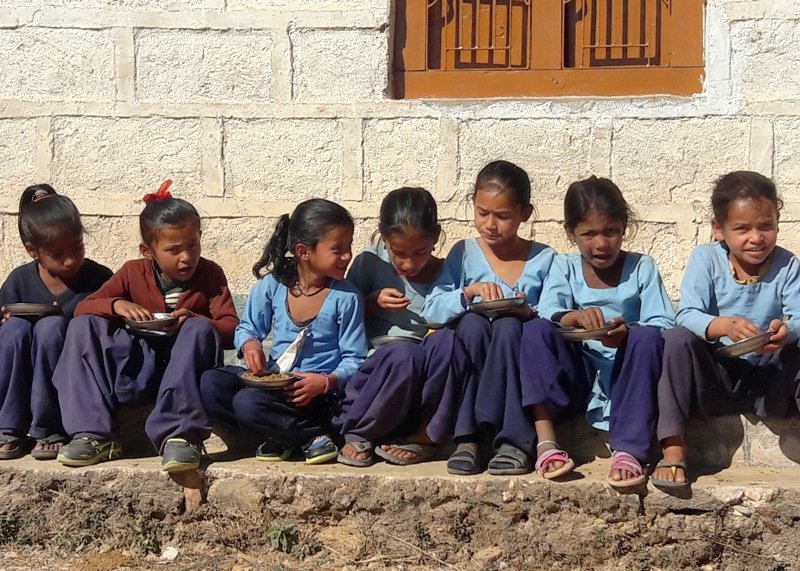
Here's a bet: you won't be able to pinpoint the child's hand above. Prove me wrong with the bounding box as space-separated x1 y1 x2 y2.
711 316 760 342
283 372 326 407
562 307 607 330
242 339 267 374
602 317 628 348
0 306 9 324
112 300 153 321
759 318 789 353
464 282 504 303
371 288 411 312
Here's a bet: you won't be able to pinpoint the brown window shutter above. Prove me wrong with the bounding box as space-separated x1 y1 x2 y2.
392 0 705 98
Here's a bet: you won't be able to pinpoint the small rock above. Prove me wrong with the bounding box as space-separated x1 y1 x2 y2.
744 488 775 503
159 546 179 561
474 482 487 495
501 491 513 503
474 546 503 563
733 505 753 517
709 487 744 505
498 561 510 569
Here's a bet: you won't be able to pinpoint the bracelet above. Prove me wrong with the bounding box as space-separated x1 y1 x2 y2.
322 372 335 394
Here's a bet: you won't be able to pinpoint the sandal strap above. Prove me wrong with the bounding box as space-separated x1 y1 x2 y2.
535 448 571 474
345 440 373 453
610 451 644 476
0 433 20 444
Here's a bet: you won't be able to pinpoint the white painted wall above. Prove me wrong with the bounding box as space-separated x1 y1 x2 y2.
0 0 796 299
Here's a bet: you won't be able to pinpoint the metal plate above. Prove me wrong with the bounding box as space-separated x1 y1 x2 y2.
124 312 178 332
238 370 299 390
467 297 526 315
4 303 58 317
715 332 772 359
557 324 615 341
370 334 424 348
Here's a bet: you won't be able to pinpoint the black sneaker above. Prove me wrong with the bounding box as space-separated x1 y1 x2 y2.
302 435 338 465
161 438 202 472
255 440 294 462
57 437 122 467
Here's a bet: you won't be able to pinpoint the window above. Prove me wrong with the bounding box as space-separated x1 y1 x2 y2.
392 0 705 98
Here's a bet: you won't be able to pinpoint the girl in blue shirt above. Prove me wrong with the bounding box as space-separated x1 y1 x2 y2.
654 171 800 489
422 160 555 476
200 199 367 465
521 176 674 490
336 187 471 467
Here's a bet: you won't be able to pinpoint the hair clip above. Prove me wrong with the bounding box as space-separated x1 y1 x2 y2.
143 179 173 203
32 189 54 203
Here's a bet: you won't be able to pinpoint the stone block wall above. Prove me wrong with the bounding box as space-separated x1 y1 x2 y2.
0 0 798 298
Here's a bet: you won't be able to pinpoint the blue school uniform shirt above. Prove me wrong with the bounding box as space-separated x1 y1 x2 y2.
234 274 368 388
421 237 556 326
677 241 800 362
347 242 438 343
538 252 675 430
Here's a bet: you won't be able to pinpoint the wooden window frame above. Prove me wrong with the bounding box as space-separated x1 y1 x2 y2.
392 0 705 98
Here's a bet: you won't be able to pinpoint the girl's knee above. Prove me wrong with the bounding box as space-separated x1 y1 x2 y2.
32 315 68 343
663 326 700 349
456 313 490 336
178 317 218 342
491 317 522 341
628 325 664 347
67 314 105 336
0 316 33 341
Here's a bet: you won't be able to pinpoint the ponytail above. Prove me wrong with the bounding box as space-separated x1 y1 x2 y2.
253 214 295 281
18 184 84 247
252 199 354 285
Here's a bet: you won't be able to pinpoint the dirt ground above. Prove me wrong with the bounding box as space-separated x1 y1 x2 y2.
0 457 798 571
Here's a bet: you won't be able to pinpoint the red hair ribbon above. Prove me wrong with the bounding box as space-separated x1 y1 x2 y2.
143 179 173 203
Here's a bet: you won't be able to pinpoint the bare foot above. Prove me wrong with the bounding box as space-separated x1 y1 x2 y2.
340 442 371 462
536 441 565 475
380 429 434 462
33 440 63 455
654 435 688 484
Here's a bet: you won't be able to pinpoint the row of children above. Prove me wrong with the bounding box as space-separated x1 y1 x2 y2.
0 162 796 492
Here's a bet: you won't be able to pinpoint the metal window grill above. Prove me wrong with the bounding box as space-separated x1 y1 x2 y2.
567 0 665 68
426 0 531 70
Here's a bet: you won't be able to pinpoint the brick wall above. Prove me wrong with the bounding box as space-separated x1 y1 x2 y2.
0 0 797 299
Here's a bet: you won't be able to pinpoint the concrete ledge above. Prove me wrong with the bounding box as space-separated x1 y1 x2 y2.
0 451 798 570
2 411 800 570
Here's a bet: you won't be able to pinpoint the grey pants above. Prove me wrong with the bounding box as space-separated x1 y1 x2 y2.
656 326 800 442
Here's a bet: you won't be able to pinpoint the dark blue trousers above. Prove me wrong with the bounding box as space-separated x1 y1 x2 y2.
657 326 800 442
453 313 536 456
520 319 663 462
335 329 469 445
53 315 222 453
0 315 67 439
200 366 335 449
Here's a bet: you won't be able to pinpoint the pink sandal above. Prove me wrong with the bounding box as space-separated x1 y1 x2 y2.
607 451 647 489
534 441 575 480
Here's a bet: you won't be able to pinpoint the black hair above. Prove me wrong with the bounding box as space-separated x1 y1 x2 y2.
375 187 441 244
563 175 637 234
140 198 202 245
253 198 355 283
711 171 782 223
473 160 533 210
18 184 84 248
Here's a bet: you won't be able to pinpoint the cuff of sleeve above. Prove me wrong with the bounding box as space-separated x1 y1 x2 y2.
682 315 715 342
